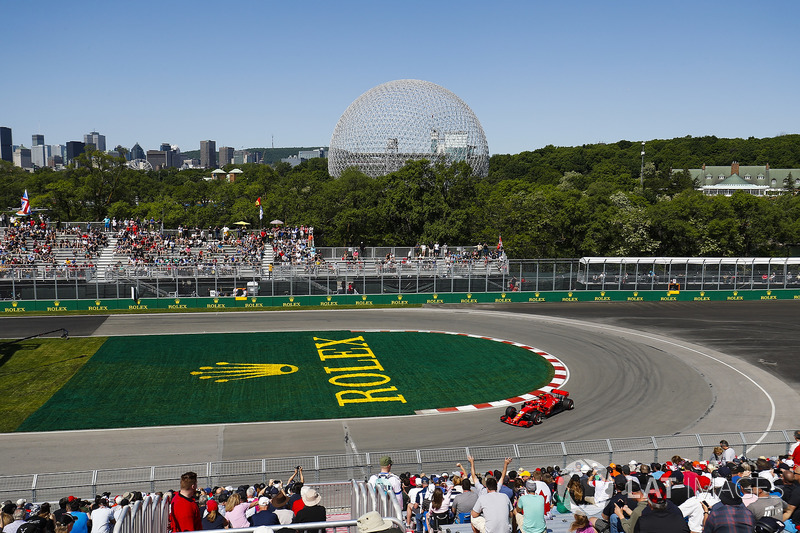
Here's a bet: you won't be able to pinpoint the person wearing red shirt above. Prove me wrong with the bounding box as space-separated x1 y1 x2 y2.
171 472 202 532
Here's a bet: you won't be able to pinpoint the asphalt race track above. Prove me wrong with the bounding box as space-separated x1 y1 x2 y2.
0 301 797 475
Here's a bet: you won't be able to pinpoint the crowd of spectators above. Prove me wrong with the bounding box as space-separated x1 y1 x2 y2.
111 220 267 273
0 219 104 275
3 438 798 533
169 469 326 532
368 437 800 533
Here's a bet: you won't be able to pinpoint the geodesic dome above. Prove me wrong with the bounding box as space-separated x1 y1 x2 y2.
328 79 489 178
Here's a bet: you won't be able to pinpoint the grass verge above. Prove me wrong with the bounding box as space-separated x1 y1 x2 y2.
0 337 107 432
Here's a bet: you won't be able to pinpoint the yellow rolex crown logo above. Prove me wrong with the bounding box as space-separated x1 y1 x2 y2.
433 294 438 299
213 298 219 303
137 299 141 304
362 295 367 300
326 295 332 301
12 301 18 307
191 362 298 382
251 297 256 302
175 299 180 304
568 292 573 297
767 290 772 295
733 291 738 296
601 291 605 296
95 300 101 305
535 292 540 297
467 293 472 298
633 292 638 296
289 297 294 302
501 293 506 298
54 301 60 306
397 295 403 300
700 291 705 296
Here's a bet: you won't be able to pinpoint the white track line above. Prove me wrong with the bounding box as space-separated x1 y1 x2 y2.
466 310 775 452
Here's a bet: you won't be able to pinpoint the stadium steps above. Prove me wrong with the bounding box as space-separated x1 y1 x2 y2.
95 235 119 280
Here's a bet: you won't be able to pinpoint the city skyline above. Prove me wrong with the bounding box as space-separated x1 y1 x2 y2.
2 0 799 156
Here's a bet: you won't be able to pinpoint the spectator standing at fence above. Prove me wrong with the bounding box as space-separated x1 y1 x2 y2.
171 472 202 532
89 499 114 533
370 456 404 510
719 441 736 463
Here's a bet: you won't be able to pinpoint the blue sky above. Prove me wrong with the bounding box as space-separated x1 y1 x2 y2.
2 0 798 155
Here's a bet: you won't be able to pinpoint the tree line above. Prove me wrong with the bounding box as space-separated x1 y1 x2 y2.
2 134 800 258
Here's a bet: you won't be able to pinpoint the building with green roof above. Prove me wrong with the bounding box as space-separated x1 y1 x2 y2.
678 161 800 196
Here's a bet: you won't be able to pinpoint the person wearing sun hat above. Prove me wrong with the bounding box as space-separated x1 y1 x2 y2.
357 511 403 533
292 488 325 533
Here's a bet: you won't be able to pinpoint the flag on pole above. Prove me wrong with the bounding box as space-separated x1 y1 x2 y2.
497 235 503 250
259 205 263 220
255 197 261 206
17 190 31 216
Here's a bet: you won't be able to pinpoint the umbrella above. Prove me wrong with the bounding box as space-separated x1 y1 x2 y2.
270 219 284 225
233 221 251 225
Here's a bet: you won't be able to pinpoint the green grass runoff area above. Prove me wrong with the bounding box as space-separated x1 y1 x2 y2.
0 337 108 432
9 331 554 432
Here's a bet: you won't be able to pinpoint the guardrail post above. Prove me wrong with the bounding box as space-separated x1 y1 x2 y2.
91 470 98 498
262 459 267 485
560 442 568 469
782 430 792 454
606 439 613 465
31 474 37 502
416 450 422 474
314 456 320 483
739 432 747 457
650 437 658 464
695 434 703 462
206 462 212 489
150 466 155 494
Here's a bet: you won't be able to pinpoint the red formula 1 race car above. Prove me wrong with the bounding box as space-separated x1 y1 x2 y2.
500 389 574 427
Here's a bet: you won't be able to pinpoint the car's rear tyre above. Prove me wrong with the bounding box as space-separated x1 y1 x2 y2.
565 398 575 410
505 406 517 418
532 412 543 425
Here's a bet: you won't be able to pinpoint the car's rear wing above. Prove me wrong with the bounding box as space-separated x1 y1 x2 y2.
551 388 569 397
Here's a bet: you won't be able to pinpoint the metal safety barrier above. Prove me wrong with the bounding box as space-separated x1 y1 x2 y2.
1 430 793 503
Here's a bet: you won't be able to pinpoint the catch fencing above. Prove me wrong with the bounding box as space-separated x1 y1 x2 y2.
1 430 793 502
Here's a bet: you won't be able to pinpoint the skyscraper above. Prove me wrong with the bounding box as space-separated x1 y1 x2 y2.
32 134 44 146
130 142 145 160
13 146 32 169
66 141 86 164
200 140 217 168
83 131 106 152
219 146 234 166
0 127 12 162
31 144 51 168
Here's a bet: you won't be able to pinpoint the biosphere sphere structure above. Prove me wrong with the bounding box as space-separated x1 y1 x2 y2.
328 79 489 178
